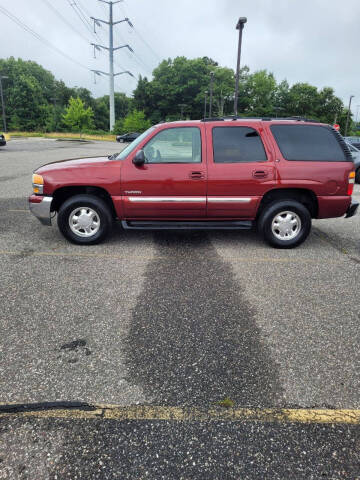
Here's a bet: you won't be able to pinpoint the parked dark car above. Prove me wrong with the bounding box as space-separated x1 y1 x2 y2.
346 141 360 183
116 132 140 143
344 136 360 150
0 133 6 146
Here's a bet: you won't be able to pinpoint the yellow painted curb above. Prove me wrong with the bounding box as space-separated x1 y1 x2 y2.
1 405 360 424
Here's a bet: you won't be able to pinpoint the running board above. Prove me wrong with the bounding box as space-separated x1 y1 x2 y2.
121 220 253 231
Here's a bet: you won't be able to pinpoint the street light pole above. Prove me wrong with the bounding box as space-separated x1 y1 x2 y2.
0 75 9 133
209 72 214 118
204 91 208 118
345 95 354 137
233 17 247 117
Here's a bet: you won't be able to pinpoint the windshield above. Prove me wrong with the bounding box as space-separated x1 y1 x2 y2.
116 127 156 160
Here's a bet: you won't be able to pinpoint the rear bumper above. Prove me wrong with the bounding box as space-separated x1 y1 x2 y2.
28 195 52 226
345 200 359 218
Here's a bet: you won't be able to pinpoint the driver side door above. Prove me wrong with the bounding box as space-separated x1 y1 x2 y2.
121 125 207 219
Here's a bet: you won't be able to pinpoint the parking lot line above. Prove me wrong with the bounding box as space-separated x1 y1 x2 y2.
0 249 345 264
0 404 360 424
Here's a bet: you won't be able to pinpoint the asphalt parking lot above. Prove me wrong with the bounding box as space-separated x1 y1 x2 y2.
0 137 360 479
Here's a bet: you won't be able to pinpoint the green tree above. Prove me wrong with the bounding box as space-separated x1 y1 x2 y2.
133 56 235 120
62 97 94 133
112 118 125 135
122 110 150 133
241 70 277 116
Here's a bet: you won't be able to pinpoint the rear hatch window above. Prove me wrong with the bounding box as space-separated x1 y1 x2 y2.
271 125 352 162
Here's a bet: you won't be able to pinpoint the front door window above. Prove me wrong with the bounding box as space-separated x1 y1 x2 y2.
143 127 201 164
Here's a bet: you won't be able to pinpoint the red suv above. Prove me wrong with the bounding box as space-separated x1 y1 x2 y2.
29 117 358 248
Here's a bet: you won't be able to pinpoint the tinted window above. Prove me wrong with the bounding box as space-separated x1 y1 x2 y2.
212 127 267 163
144 127 201 164
271 125 347 162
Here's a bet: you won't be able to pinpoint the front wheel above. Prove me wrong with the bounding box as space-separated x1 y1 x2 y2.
57 194 112 245
258 200 312 249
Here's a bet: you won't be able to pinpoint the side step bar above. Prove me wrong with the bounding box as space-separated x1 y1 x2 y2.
121 220 253 231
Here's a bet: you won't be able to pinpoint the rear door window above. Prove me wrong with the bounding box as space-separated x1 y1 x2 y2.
271 125 348 162
212 127 267 163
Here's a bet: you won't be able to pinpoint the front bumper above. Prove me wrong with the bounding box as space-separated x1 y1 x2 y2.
28 195 52 226
345 200 359 218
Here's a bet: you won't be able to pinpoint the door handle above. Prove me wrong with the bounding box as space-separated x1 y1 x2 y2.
189 171 205 179
252 170 268 178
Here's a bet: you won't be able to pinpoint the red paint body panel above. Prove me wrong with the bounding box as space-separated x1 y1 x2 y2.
32 120 355 222
120 123 207 218
205 121 277 218
36 157 121 196
317 196 351 218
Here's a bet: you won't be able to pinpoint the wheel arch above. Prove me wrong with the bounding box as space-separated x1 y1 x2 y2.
257 188 318 219
51 186 117 218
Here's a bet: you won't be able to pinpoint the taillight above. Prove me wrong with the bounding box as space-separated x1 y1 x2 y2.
348 171 355 196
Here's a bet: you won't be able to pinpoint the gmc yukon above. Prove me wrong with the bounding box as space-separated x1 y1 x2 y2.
29 118 358 248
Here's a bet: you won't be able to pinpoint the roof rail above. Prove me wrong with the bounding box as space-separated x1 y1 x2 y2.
263 116 320 123
201 117 224 122
201 116 263 122
201 116 321 123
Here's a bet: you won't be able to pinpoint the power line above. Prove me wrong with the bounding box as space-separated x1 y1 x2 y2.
66 0 94 36
0 5 88 71
97 2 152 77
40 0 92 44
91 1 135 130
119 1 161 63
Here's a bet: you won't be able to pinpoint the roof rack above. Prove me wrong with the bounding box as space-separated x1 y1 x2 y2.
262 116 320 123
201 116 320 123
201 117 224 122
201 116 263 122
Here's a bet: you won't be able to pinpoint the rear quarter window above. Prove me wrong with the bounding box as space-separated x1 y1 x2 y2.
270 125 350 162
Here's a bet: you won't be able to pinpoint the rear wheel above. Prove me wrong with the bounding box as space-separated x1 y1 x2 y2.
57 194 112 245
258 199 311 248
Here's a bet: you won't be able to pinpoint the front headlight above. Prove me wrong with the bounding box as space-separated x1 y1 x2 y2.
32 173 44 194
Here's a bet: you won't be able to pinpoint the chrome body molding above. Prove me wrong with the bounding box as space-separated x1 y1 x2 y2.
127 196 206 203
127 196 252 203
29 196 52 226
207 197 252 203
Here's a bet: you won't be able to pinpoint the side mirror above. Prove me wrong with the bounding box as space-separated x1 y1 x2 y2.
133 149 146 167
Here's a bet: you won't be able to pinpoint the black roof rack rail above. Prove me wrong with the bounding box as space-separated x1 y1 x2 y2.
202 116 321 123
202 116 264 122
201 117 224 122
263 116 320 123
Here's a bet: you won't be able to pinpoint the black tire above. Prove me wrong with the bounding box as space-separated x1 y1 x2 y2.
57 194 112 245
257 199 311 249
356 168 360 184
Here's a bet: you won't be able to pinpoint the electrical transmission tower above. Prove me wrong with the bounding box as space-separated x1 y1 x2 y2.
90 0 134 131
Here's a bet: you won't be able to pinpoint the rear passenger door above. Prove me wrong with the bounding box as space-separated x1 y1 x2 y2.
205 122 276 218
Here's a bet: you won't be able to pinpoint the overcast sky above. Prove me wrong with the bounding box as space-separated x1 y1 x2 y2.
0 0 359 115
